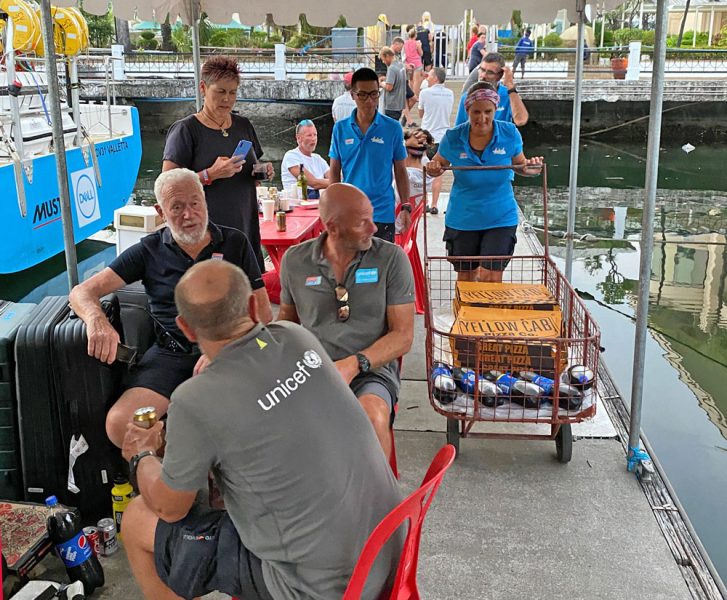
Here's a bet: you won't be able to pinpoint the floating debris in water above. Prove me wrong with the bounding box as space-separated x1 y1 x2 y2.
605 177 624 180
681 143 695 154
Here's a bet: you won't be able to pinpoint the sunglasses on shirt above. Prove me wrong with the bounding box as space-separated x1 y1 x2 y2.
335 285 350 322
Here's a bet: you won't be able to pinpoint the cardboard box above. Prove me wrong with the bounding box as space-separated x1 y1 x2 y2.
454 282 558 312
450 306 567 377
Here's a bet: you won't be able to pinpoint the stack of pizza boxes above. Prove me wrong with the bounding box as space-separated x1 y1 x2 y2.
450 282 567 380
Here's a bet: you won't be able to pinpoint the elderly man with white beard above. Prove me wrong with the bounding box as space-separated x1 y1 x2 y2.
70 168 273 448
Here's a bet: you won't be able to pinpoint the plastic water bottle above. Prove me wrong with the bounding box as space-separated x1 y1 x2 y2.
453 368 505 408
431 362 457 404
111 474 136 537
566 365 595 390
46 495 104 594
519 371 584 410
490 371 543 409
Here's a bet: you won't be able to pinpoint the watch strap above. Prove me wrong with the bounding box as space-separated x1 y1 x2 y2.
508 87 518 95
129 450 156 491
355 352 371 374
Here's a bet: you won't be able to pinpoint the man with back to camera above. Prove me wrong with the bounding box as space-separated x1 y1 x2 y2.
280 119 330 199
332 71 356 122
121 260 403 600
379 46 407 122
456 52 529 127
329 67 410 243
69 169 273 448
277 183 415 460
417 67 454 214
513 28 535 78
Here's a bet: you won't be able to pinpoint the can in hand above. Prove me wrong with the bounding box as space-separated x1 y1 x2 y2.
133 406 157 429
275 211 287 232
83 526 102 556
97 518 119 556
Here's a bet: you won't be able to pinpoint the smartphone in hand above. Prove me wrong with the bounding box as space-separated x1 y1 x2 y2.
232 139 252 159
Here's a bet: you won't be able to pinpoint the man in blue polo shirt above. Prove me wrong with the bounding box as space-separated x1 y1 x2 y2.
455 53 529 127
329 67 410 243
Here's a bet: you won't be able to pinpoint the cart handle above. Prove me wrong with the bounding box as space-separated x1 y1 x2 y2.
422 163 549 259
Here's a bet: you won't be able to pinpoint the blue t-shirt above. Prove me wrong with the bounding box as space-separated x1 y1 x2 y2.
515 36 534 55
455 83 512 126
329 109 407 223
439 120 523 232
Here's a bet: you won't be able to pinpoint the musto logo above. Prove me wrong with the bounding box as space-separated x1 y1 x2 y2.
258 350 322 411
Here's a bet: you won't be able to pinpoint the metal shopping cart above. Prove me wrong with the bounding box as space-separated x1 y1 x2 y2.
422 164 601 462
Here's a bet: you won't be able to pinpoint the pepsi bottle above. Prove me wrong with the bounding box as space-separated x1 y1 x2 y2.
431 362 457 404
46 495 104 594
566 365 595 390
490 371 543 409
519 371 584 410
452 368 505 407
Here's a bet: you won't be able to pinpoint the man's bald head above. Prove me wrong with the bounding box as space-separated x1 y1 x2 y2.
320 183 370 226
175 260 252 341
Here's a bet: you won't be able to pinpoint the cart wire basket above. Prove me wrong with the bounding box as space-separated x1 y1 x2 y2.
422 164 601 461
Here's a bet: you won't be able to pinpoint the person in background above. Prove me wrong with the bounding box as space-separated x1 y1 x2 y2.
162 56 272 273
332 71 356 122
426 82 543 283
121 259 403 600
379 46 407 122
404 27 424 97
466 24 480 55
456 52 529 127
395 128 436 234
278 183 415 460
467 32 488 73
513 28 535 78
417 12 435 71
69 169 273 448
280 120 330 199
330 68 410 243
417 67 453 215
391 36 418 126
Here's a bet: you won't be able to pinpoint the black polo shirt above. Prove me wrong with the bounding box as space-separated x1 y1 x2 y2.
109 222 263 337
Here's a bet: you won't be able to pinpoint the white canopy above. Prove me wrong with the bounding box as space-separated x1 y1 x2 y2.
55 0 626 27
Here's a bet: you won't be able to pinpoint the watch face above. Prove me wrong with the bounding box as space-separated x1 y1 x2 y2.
357 353 370 373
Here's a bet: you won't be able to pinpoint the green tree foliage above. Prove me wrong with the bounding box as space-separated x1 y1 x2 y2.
543 32 563 47
80 5 115 48
136 30 158 50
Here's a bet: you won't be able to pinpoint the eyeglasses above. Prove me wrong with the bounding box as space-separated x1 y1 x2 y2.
335 285 350 322
480 68 503 77
353 90 381 101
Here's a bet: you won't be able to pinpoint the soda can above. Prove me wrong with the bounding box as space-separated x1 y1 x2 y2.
133 406 157 429
83 526 101 557
275 211 287 232
97 518 119 556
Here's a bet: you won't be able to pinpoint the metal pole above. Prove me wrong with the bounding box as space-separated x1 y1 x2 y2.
39 0 78 289
564 0 586 282
627 0 668 468
191 0 202 111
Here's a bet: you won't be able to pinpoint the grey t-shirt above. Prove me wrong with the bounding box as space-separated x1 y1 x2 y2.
383 60 407 112
279 235 415 397
162 321 403 600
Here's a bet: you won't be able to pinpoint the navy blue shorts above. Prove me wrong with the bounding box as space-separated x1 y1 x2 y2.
124 343 201 399
374 222 396 243
443 225 518 272
155 508 272 600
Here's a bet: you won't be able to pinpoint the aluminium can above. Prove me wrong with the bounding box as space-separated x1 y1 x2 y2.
83 526 101 556
275 211 287 232
133 406 157 429
97 517 119 555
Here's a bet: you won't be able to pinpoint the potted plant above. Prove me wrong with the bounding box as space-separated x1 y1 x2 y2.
610 50 628 79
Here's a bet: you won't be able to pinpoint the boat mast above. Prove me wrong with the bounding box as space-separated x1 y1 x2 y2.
38 0 78 288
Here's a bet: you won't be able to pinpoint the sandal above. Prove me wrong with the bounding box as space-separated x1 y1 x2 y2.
430 206 439 215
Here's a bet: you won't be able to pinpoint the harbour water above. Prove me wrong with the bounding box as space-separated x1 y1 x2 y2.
2 120 726 581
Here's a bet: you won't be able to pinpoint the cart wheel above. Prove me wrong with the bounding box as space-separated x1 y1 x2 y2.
555 424 573 463
446 418 460 456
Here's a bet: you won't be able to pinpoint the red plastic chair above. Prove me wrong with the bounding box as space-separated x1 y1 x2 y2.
395 198 427 315
343 444 456 600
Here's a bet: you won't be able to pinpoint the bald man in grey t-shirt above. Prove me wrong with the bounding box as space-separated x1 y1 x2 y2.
121 260 402 600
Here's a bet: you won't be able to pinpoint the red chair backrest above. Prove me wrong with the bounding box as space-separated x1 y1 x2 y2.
343 445 456 600
395 195 426 253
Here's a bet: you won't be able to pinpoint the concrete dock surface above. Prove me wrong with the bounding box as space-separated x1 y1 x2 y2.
20 195 704 600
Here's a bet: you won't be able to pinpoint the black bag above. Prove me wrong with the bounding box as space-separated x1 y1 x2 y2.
15 296 124 521
116 282 156 356
0 301 36 499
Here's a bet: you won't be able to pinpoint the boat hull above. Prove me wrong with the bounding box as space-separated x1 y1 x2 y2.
0 106 142 274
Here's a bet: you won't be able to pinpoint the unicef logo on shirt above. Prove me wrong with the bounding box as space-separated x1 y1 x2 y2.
302 350 322 369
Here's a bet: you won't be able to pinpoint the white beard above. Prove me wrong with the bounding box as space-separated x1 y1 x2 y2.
170 217 208 246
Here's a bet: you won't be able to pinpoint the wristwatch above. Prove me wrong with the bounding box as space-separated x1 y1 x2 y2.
508 87 518 95
129 450 157 491
356 352 371 374
400 203 413 213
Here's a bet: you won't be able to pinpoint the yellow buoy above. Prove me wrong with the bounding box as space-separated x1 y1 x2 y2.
0 0 42 52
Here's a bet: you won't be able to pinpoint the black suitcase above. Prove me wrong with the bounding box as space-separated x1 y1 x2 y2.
0 301 36 499
15 296 124 521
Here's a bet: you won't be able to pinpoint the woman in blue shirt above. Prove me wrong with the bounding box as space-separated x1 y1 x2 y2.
426 82 543 282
